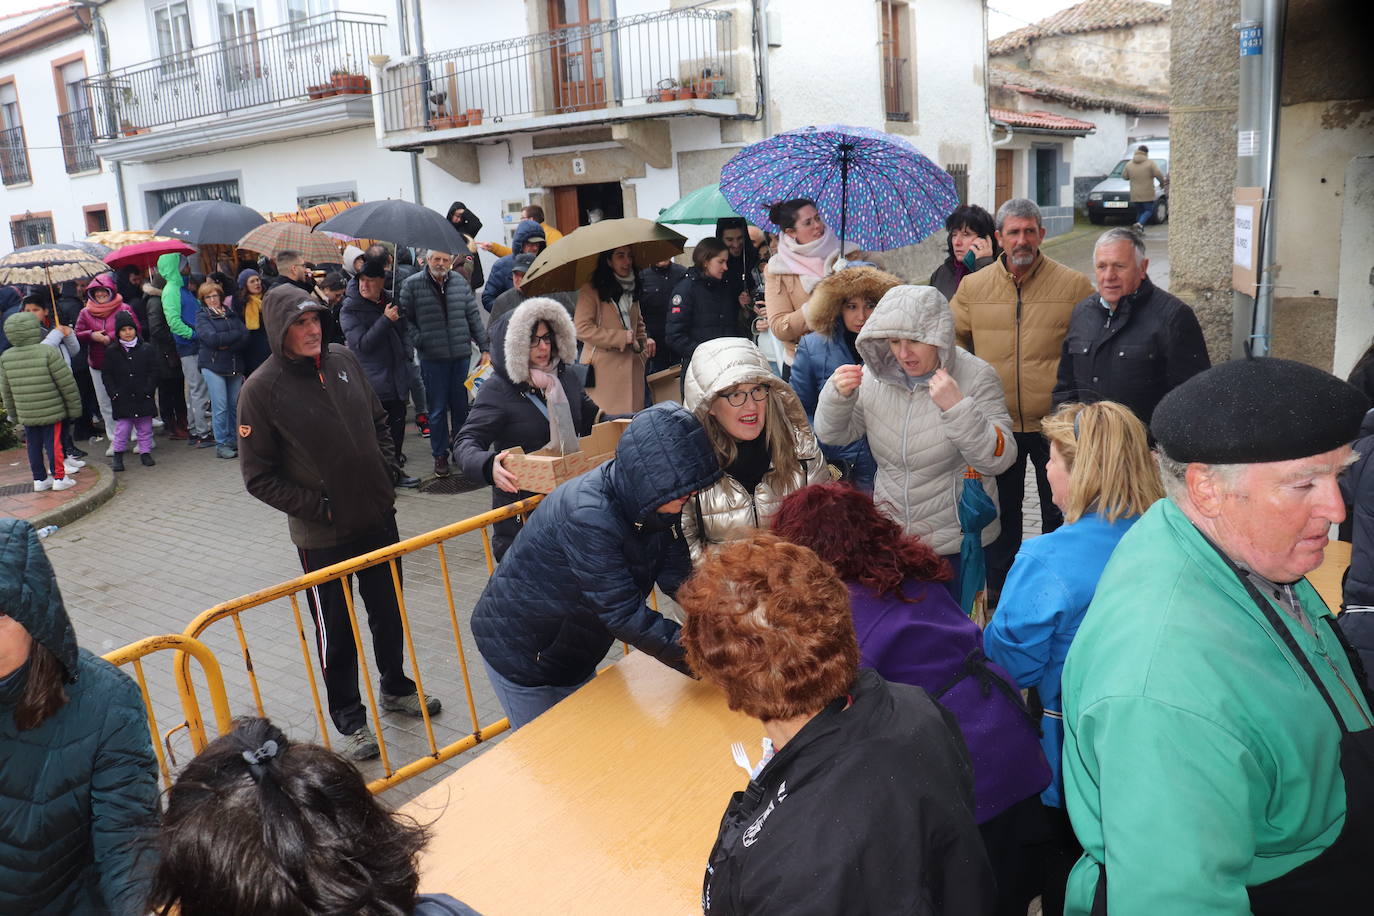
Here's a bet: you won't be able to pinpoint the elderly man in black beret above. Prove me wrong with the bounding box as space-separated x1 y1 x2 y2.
1057 357 1372 916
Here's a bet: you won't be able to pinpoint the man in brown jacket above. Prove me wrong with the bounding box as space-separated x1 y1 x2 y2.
949 198 1095 597
1123 145 1165 230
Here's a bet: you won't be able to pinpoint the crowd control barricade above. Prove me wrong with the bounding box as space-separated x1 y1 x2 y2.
176 496 543 794
102 634 233 791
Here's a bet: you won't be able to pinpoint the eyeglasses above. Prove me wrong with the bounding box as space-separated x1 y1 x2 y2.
203 293 222 300
530 332 554 346
721 384 770 407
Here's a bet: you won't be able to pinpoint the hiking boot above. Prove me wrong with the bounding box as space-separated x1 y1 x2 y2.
111 453 125 472
382 691 442 718
416 413 431 438
140 453 156 467
341 725 380 761
433 454 450 477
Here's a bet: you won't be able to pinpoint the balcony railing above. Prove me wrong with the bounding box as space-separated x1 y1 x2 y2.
1 125 30 185
381 8 736 134
78 12 384 140
883 55 910 122
58 108 99 173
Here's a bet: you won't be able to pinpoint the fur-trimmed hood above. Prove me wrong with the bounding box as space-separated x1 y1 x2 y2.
856 285 957 387
802 266 905 338
493 296 578 387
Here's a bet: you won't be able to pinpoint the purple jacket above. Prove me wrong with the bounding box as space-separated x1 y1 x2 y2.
848 578 1050 823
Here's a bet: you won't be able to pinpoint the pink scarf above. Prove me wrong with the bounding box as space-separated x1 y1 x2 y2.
768 227 852 294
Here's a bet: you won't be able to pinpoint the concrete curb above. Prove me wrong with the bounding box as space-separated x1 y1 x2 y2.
30 463 117 530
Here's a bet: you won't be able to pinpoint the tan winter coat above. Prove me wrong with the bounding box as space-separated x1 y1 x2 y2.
764 244 875 361
949 252 1094 432
574 282 646 415
815 286 1017 555
1122 151 1165 203
681 337 828 558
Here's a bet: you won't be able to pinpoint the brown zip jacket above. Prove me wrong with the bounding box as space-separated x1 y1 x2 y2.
949 252 1095 433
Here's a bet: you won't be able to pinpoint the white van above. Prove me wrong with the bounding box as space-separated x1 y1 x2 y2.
1086 139 1170 225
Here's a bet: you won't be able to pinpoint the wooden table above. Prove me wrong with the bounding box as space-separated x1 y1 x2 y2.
402 651 759 915
1310 539 1352 614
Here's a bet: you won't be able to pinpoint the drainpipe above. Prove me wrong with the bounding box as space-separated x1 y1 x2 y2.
991 117 1014 147
756 0 772 137
1231 0 1286 358
76 1 129 229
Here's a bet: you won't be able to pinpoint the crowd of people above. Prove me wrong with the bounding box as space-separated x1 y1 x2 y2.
4 190 1374 916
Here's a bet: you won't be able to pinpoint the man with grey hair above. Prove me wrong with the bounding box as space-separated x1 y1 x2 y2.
950 198 1095 597
397 244 489 478
1052 227 1209 425
1059 357 1372 915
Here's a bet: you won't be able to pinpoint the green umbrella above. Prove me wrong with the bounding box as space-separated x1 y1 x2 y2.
656 183 740 225
520 218 686 296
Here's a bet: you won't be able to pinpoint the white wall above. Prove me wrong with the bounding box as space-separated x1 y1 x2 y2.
767 0 885 130
910 0 992 206
1333 154 1374 379
0 28 120 252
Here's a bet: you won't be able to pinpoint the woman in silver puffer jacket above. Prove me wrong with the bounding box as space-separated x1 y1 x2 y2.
681 337 828 558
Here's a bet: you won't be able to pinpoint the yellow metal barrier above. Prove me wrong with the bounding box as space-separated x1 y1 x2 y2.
102 634 232 790
176 496 543 793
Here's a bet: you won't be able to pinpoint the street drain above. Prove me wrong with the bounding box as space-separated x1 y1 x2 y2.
0 483 34 496
418 474 485 495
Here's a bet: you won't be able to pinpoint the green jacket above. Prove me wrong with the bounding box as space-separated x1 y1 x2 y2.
1062 499 1372 915
157 252 194 340
0 311 82 427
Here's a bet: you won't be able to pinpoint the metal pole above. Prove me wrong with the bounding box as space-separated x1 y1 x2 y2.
1251 0 1287 358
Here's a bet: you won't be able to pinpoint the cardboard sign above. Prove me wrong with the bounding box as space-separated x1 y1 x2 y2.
504 419 632 494
1232 187 1264 297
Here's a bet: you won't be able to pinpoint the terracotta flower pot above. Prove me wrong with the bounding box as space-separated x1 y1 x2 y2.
657 89 675 102
675 87 695 101
466 108 482 126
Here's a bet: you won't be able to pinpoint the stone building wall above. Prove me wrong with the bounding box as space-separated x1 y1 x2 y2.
1004 22 1172 93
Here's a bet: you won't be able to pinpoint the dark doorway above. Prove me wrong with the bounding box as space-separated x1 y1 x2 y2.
551 181 624 232
1034 146 1059 208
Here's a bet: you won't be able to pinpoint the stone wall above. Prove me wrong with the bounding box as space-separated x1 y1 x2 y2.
1008 22 1171 93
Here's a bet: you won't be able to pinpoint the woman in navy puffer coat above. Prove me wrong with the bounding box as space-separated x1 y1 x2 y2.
0 518 159 915
471 403 722 728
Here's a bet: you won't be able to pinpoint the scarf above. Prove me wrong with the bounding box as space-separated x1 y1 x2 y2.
769 227 844 294
530 365 580 454
242 293 263 330
613 271 636 329
83 292 124 321
119 337 138 350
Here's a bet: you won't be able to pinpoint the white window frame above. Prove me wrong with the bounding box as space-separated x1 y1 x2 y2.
150 0 195 75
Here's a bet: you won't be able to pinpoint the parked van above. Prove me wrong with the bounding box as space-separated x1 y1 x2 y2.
1086 139 1170 225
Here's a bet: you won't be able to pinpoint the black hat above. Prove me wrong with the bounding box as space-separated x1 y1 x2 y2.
1152 357 1370 464
114 310 139 333
512 252 536 274
358 256 387 279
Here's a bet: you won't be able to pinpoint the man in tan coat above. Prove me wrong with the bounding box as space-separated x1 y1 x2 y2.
949 198 1094 598
1122 145 1165 230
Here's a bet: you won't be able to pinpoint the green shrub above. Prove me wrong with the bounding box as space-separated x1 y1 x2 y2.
0 404 18 451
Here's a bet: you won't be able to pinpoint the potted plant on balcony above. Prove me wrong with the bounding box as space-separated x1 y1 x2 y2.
655 78 677 103
676 79 698 101
330 67 370 95
307 82 336 100
465 108 483 126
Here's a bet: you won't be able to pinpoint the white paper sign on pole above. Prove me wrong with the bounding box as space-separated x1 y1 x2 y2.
1234 204 1256 270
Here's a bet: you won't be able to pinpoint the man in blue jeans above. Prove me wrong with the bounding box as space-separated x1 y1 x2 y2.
398 246 490 477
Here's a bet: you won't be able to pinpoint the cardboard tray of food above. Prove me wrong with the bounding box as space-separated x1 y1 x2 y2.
504 418 633 494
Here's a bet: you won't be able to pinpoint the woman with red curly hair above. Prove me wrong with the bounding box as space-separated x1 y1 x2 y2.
679 531 993 916
773 482 1050 916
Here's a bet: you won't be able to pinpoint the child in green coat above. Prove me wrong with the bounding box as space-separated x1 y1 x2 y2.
0 311 82 491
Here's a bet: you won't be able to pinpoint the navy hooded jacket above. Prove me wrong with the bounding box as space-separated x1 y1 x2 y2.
1338 408 1374 686
470 403 723 687
482 220 545 311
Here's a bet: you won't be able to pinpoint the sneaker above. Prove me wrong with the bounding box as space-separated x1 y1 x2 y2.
140 453 156 467
398 451 407 467
382 691 442 717
1132 222 1143 232
33 477 53 492
395 474 421 489
416 413 431 438
433 454 451 477
341 725 380 761
168 425 189 441
105 444 116 457
88 434 105 444
216 446 237 459
67 446 88 459
63 458 86 472
151 417 165 430
193 435 216 449
52 477 76 491
111 453 125 472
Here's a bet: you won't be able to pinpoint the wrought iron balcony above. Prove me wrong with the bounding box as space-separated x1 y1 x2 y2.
78 12 384 140
380 8 738 135
58 108 99 174
0 125 30 186
884 56 910 122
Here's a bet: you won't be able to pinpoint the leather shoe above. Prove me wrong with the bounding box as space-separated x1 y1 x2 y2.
433 455 451 477
395 474 421 489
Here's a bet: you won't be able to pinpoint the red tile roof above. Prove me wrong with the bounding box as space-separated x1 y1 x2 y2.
989 107 1097 134
990 66 1169 116
990 0 1169 55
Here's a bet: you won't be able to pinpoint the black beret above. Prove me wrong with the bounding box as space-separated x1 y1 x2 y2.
358 256 387 279
1152 357 1370 464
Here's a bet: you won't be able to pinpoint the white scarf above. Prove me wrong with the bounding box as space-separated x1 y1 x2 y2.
613 271 636 328
530 364 580 454
769 227 848 293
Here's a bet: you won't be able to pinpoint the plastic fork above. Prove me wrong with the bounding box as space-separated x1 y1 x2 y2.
730 741 752 776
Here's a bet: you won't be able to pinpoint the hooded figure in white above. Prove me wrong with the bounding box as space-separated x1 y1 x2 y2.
814 285 1016 555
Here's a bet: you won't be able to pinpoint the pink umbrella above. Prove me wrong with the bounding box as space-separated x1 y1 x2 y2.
105 238 196 271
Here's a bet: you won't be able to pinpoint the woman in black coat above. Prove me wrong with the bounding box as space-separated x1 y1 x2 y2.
665 238 749 367
453 296 604 560
194 281 249 459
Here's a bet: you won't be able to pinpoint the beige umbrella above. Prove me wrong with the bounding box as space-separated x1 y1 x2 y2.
0 244 111 286
87 229 171 248
235 221 342 265
519 218 686 296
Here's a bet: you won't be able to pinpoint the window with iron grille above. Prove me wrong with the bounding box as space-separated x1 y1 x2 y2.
946 163 969 204
297 189 356 209
12 216 56 249
880 1 913 122
150 180 241 221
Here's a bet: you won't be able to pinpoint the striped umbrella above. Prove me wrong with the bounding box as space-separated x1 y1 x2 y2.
87 229 169 248
236 221 342 265
263 200 362 227
0 244 112 286
719 124 959 252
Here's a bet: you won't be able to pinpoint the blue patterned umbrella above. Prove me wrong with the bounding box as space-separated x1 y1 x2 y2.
719 124 959 252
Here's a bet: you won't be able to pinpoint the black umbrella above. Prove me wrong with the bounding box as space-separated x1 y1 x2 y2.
153 200 266 245
316 199 462 252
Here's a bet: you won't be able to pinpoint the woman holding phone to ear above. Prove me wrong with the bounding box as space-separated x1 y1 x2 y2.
928 204 1000 302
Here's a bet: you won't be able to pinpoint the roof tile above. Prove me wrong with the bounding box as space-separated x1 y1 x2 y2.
989 0 1169 55
989 107 1098 134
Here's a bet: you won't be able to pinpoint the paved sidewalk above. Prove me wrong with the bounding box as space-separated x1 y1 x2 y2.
0 445 115 526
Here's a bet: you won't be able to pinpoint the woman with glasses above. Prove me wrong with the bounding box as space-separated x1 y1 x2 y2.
815 285 1016 594
454 297 607 561
194 281 249 459
681 337 827 557
982 400 1162 916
